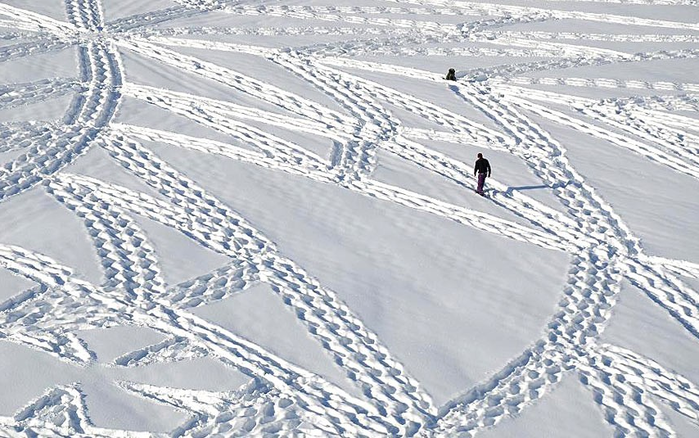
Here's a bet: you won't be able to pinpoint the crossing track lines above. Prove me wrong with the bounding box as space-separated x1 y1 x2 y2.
316 58 509 149
451 82 640 251
496 85 699 176
460 46 699 83
45 173 396 435
77 134 439 432
166 260 260 310
384 0 699 31
382 134 595 248
121 81 350 143
112 123 570 255
0 2 123 204
0 244 131 365
114 38 356 135
576 343 699 437
0 3 78 37
429 248 627 436
10 384 99 436
106 5 202 33
0 123 58 153
502 92 699 181
430 80 699 435
591 344 699 424
0 239 385 435
221 4 469 33
577 352 675 437
111 123 337 183
429 347 571 436
111 52 566 254
118 85 336 177
0 0 699 436
118 380 334 436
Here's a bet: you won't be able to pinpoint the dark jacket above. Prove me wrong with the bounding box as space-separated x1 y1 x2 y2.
474 158 491 176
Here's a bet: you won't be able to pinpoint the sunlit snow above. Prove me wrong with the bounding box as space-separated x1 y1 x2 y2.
0 0 698 436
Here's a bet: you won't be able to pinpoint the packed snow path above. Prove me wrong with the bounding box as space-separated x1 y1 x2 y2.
0 0 698 436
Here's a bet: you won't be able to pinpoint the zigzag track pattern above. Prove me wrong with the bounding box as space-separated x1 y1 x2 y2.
0 0 698 436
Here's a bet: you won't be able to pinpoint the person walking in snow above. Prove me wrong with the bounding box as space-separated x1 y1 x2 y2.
474 153 491 195
445 68 457 81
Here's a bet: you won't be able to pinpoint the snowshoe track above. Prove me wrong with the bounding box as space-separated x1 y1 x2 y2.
0 0 698 436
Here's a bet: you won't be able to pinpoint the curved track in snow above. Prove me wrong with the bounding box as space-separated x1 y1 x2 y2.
0 0 698 436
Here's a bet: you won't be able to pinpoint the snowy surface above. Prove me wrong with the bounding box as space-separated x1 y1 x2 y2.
0 0 698 437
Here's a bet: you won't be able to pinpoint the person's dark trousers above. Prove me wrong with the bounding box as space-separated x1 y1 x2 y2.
477 173 487 194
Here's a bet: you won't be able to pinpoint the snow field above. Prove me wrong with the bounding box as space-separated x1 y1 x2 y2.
0 0 698 436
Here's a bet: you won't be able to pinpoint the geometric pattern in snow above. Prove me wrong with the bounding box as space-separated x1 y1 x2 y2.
192 283 365 399
600 282 699 386
0 0 698 436
477 376 614 438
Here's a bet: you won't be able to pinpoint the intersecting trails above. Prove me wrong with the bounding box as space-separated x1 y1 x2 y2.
0 0 698 436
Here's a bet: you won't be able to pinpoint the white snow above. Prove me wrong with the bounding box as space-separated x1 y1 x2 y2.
0 0 698 436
